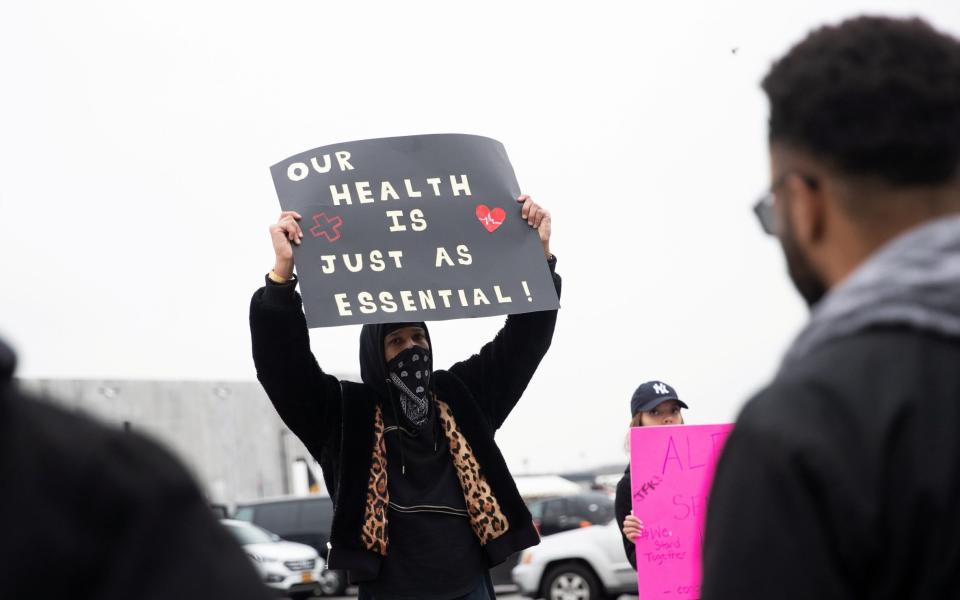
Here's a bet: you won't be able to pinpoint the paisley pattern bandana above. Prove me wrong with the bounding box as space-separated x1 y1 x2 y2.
386 346 432 425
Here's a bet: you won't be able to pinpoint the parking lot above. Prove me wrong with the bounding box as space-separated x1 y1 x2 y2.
321 590 637 599
324 587 524 599
323 593 523 599
233 490 642 600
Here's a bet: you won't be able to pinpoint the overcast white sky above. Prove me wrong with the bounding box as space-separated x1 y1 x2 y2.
2 0 959 473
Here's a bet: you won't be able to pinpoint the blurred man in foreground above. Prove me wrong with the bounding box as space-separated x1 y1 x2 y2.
0 338 271 599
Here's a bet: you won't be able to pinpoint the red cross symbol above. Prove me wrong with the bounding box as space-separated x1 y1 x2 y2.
309 212 344 243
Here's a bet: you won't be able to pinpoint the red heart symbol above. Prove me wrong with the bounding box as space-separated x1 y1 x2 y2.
476 204 506 233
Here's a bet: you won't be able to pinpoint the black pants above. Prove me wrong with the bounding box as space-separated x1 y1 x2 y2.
357 572 495 600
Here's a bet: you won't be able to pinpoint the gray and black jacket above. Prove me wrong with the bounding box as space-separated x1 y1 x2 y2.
703 215 960 599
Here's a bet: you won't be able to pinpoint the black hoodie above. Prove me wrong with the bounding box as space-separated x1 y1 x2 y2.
251 257 561 586
357 322 489 598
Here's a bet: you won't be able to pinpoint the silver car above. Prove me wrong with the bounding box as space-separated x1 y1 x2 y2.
512 520 637 600
222 519 341 598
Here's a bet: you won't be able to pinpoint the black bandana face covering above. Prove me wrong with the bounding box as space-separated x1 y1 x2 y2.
386 346 432 425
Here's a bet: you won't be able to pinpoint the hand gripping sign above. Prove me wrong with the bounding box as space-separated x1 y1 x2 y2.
270 134 560 328
629 423 733 600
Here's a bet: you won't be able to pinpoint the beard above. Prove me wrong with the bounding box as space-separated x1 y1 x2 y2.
779 212 828 308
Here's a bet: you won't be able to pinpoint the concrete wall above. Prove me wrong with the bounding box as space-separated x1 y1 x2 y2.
17 378 347 505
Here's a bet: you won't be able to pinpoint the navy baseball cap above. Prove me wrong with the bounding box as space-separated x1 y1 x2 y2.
631 381 689 415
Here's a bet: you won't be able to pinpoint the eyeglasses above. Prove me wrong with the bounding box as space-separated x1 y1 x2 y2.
752 172 819 236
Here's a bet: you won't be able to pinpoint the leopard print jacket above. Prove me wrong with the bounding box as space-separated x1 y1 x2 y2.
360 405 389 555
360 400 510 555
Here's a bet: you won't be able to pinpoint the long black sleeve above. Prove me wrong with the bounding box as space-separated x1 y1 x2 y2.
614 466 637 570
448 259 561 430
249 275 342 464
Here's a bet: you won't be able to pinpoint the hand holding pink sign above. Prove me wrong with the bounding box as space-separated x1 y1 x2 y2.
629 423 733 600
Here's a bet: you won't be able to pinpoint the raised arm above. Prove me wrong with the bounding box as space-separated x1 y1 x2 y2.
449 196 561 429
250 211 341 461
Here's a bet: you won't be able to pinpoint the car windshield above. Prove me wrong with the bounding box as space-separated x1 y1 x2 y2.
224 522 277 545
572 493 615 523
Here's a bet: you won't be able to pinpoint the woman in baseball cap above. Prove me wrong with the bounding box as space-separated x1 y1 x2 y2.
614 381 689 570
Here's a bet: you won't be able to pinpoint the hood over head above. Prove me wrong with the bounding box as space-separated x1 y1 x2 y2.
359 321 431 400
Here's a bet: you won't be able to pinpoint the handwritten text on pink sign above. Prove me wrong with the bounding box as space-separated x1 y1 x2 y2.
629 423 733 600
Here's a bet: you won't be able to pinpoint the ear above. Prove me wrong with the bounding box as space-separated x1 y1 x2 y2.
784 175 825 245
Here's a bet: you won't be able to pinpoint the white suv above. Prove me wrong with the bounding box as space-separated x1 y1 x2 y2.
512 520 637 600
222 519 339 598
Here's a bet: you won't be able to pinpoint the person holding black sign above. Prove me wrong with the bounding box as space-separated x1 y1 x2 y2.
250 195 559 599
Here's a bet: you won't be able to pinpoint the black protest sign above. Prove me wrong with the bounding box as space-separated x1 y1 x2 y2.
270 134 560 328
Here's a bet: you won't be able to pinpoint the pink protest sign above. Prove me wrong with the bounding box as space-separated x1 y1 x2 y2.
629 423 733 600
